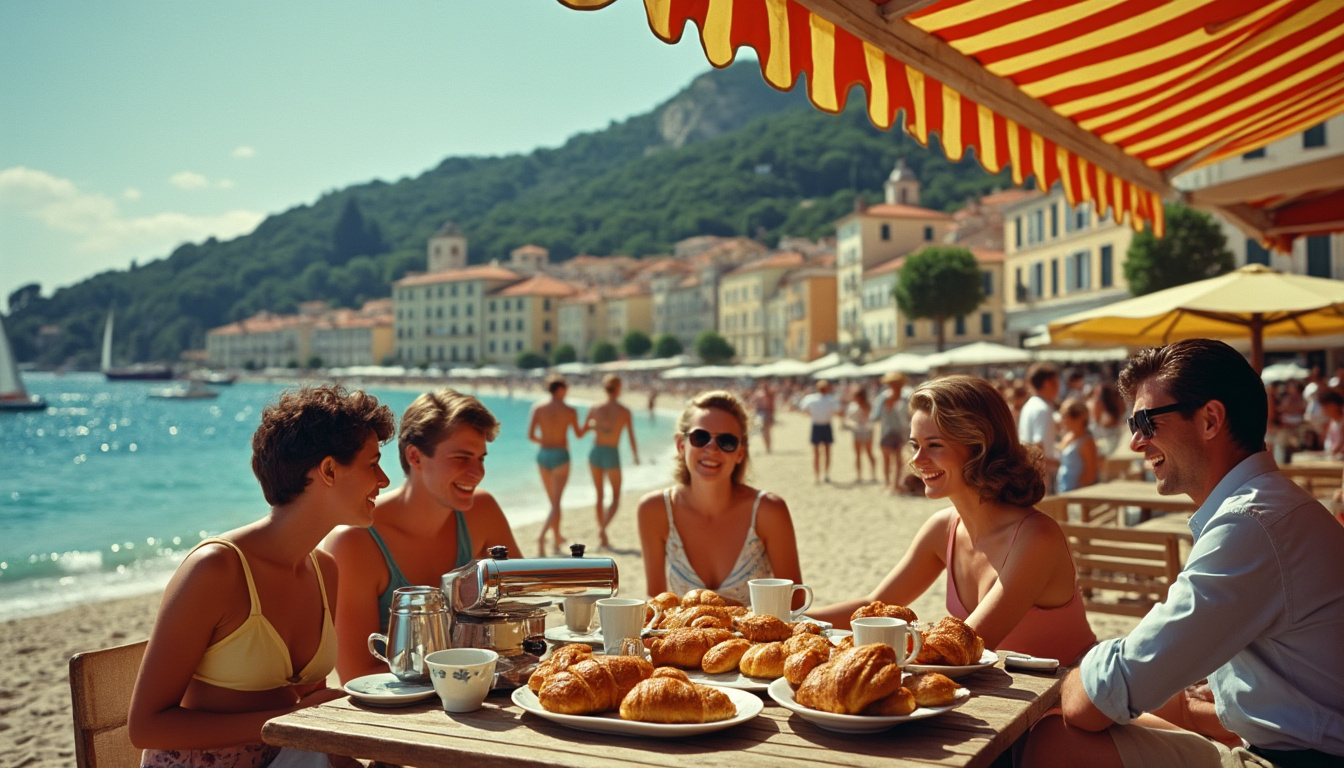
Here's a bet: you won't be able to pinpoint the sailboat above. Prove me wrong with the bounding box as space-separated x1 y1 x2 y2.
102 308 173 381
0 315 46 412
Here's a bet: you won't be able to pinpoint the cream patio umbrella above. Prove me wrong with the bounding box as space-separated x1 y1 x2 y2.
1047 265 1344 372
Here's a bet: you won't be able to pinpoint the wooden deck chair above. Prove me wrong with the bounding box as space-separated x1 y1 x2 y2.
69 640 147 768
1060 524 1183 617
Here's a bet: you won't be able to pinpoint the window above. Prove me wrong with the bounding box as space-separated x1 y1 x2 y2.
450 305 457 317
466 324 473 334
1246 239 1270 266
466 304 473 316
1243 147 1266 159
1066 251 1091 292
489 340 496 353
489 301 496 312
1051 259 1059 296
1307 236 1331 278
1100 245 1114 287
1049 205 1058 238
981 271 993 296
489 320 496 332
544 299 551 311
981 312 993 335
466 347 473 361
1303 123 1326 148
450 284 458 297
1014 217 1023 248
1031 263 1044 299
1031 210 1044 244
954 316 966 336
466 284 474 295
923 226 934 241
503 319 511 331
1073 203 1091 231
881 224 891 241
543 320 551 332
451 325 457 336
906 322 915 338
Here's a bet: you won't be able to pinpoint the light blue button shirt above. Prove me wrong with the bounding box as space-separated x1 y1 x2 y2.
1080 452 1344 753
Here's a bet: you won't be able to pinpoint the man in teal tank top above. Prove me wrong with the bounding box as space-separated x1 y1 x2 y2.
324 389 524 683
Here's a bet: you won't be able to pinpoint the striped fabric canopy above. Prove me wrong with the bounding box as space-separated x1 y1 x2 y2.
559 0 1344 241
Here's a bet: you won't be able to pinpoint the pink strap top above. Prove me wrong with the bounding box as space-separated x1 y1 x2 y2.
945 513 1097 666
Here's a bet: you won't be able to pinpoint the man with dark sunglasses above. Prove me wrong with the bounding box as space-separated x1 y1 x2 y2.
798 379 841 484
1023 339 1344 768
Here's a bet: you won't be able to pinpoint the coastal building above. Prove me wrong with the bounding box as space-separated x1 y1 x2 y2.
309 299 395 367
780 263 838 362
834 161 954 351
486 274 576 361
1001 188 1135 347
509 244 550 271
604 283 653 348
207 312 313 369
649 238 768 350
207 299 394 369
392 264 520 365
427 222 468 273
718 251 807 363
557 289 607 360
895 247 1006 350
860 257 902 355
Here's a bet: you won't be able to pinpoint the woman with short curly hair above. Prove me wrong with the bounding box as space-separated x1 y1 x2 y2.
814 375 1096 665
636 390 803 606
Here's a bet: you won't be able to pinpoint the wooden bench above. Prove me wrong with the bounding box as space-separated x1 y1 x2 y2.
1060 523 1183 617
69 640 146 768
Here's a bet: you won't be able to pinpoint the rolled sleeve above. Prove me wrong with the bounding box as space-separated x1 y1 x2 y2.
1081 638 1140 724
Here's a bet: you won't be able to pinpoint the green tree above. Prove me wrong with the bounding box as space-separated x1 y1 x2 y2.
893 246 985 352
552 343 577 365
306 355 323 370
694 330 736 363
516 350 548 369
622 330 652 358
332 197 388 264
590 340 619 364
1123 203 1234 296
652 333 684 358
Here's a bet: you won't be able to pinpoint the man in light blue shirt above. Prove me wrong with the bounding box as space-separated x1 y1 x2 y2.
1023 340 1344 768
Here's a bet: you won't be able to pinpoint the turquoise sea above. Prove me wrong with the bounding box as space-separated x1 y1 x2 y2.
0 372 678 621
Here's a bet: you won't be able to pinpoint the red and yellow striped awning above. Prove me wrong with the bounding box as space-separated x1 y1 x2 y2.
559 0 1344 240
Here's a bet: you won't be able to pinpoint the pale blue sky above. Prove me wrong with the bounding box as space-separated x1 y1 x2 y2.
0 1 747 304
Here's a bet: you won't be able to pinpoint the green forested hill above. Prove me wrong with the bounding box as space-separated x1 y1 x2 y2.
5 62 1010 367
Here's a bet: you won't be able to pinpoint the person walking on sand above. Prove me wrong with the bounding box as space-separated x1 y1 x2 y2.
325 389 524 683
751 383 776 454
844 384 877 483
584 375 640 550
799 379 842 484
873 372 911 495
529 374 587 556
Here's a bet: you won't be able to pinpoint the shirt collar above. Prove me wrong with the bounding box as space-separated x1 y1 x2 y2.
1188 451 1277 541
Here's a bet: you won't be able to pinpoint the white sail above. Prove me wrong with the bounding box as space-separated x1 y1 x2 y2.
0 315 28 398
101 308 114 372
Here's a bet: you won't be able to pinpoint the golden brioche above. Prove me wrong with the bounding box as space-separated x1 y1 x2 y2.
738 641 788 679
701 638 751 674
905 672 959 707
736 614 792 643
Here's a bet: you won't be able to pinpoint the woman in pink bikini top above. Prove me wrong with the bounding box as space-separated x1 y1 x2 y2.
813 375 1095 665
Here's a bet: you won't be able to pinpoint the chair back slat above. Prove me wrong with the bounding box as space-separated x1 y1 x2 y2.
69 640 147 768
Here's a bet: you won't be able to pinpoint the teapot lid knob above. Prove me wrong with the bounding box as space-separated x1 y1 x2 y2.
489 545 509 560
569 543 586 558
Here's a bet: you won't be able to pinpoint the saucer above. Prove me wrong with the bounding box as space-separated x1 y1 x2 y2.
544 625 603 647
342 673 437 707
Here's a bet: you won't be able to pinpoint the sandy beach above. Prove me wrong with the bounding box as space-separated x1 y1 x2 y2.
0 399 1140 766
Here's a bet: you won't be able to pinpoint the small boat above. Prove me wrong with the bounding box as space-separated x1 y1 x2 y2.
148 380 219 400
201 371 237 385
0 316 47 412
102 308 173 381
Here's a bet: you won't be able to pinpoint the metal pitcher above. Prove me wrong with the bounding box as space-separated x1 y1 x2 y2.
367 586 452 683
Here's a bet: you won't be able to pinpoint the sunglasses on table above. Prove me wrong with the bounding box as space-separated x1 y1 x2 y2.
1127 402 1198 439
684 428 741 453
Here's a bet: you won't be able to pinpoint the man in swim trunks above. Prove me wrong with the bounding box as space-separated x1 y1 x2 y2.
325 389 523 682
798 379 842 484
584 375 640 550
529 374 587 556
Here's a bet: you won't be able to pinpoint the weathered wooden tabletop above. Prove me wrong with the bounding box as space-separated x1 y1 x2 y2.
263 657 1062 768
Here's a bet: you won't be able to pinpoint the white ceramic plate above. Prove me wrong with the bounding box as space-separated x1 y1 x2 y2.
905 649 999 679
511 684 763 737
767 678 969 733
683 667 775 691
543 626 604 647
342 673 437 707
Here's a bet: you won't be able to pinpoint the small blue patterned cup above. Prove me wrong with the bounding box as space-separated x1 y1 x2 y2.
424 648 499 713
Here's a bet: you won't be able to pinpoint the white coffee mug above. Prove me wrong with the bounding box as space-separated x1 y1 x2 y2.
595 597 661 655
748 578 814 621
562 595 598 634
851 617 923 666
425 648 498 713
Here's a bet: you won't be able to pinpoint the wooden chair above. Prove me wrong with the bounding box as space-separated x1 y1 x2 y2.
1060 524 1183 617
69 640 146 768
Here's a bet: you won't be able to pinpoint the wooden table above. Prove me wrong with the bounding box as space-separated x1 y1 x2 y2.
1038 480 1197 526
1283 453 1344 493
263 658 1063 768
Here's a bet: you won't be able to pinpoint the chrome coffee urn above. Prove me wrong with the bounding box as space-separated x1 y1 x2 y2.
442 544 617 688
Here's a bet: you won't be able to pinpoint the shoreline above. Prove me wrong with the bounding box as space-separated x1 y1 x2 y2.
0 405 1141 765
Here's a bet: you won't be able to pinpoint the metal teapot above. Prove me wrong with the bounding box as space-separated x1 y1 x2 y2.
367 585 452 683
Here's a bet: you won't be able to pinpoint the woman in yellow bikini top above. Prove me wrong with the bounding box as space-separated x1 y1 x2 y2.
128 386 394 768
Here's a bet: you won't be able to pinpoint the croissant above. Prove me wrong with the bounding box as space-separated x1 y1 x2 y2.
658 605 734 630
794 644 905 715
701 638 751 674
905 672 959 707
832 635 855 653
528 643 593 693
648 628 735 668
536 655 653 715
724 605 750 617
851 601 918 624
681 589 727 607
791 621 823 636
914 616 984 666
736 614 792 643
619 670 737 723
646 592 681 624
783 632 832 658
862 687 917 716
738 641 787 679
783 647 828 687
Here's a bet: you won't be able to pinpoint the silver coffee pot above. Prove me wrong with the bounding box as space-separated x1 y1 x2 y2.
367 585 452 683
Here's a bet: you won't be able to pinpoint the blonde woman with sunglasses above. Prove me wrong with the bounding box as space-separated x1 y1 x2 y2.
635 390 804 606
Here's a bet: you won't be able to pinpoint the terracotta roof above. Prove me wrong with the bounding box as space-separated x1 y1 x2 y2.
607 283 650 299
865 255 905 278
978 190 1037 209
727 251 807 275
857 203 953 220
561 289 603 305
511 244 549 256
498 274 579 298
394 264 520 287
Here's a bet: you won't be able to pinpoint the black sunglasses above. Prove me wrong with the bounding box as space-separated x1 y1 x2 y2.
1127 402 1198 438
684 428 741 453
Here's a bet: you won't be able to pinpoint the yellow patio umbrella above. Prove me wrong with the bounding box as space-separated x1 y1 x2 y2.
1046 264 1344 372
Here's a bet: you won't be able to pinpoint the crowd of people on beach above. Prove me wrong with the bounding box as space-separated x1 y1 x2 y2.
124 340 1344 768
